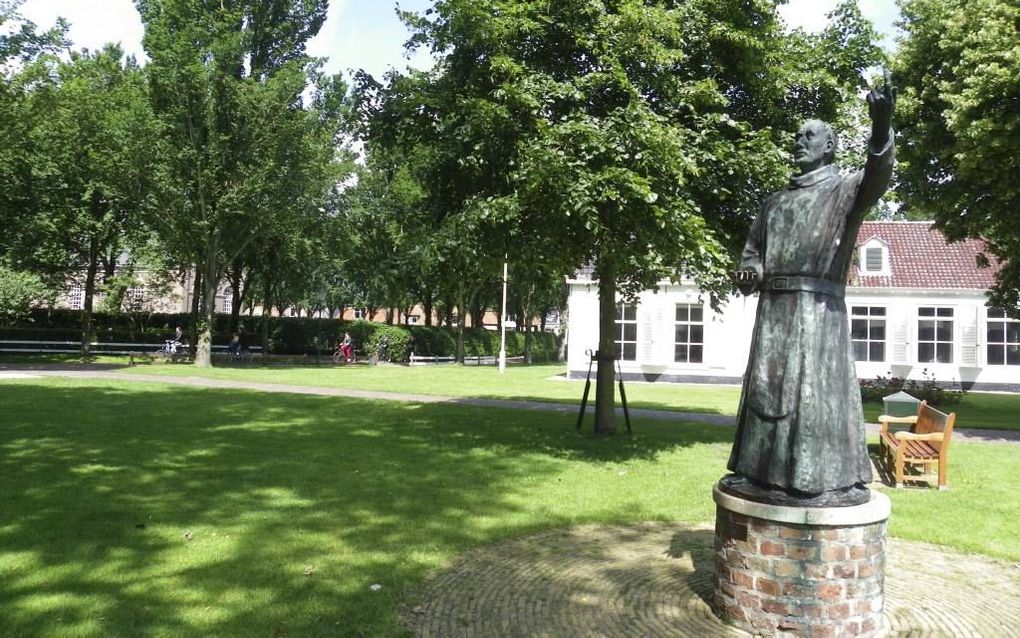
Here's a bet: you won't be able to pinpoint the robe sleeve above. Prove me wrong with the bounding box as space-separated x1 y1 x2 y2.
738 202 766 295
850 127 895 218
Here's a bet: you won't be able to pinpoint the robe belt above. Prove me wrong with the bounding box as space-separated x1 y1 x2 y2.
764 275 845 299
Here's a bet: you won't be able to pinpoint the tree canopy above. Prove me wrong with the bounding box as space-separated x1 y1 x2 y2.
894 0 1020 312
136 0 350 365
360 0 884 431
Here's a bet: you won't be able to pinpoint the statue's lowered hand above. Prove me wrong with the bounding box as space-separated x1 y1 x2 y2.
731 268 759 295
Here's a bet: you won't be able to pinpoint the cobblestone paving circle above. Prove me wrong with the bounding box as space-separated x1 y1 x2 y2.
402 523 1020 637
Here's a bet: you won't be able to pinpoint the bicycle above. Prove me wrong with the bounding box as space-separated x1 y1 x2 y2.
154 340 186 362
332 341 355 365
227 346 255 364
154 340 181 357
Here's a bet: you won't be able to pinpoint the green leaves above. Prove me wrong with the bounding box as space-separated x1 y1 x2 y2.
0 263 50 325
895 0 1020 311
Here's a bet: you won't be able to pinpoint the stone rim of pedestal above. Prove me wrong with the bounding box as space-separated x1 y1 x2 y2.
713 483 891 526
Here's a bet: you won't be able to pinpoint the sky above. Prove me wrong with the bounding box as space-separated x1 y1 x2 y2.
17 0 901 80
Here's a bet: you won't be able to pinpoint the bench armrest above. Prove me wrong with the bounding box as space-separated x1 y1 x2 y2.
893 431 943 442
878 414 918 434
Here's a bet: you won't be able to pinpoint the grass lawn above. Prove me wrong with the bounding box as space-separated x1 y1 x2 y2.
5 354 1020 429
115 359 744 416
1 377 1018 635
118 358 1020 430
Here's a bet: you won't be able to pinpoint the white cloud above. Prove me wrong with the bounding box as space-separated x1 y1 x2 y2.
20 0 146 60
779 0 899 46
779 0 833 33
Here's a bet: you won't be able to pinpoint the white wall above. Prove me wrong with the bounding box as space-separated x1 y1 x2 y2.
566 280 1020 390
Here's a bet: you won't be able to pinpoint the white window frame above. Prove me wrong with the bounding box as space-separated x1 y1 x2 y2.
917 306 955 364
128 286 145 311
986 308 1020 366
67 284 84 310
615 301 638 361
674 303 704 364
850 306 887 362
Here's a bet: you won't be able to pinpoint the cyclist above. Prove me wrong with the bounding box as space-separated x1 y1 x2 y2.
340 332 353 363
169 326 184 354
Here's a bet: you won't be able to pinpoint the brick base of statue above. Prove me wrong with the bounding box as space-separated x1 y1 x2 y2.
712 482 891 637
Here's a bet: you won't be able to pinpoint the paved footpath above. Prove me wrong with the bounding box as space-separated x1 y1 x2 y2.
403 522 1020 637
3 365 1019 444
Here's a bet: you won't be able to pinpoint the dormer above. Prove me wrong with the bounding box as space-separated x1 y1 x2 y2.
858 237 890 276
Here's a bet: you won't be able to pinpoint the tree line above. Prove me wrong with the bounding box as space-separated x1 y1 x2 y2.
2 0 1018 431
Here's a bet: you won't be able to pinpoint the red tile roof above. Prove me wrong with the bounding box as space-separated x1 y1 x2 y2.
849 221 1000 290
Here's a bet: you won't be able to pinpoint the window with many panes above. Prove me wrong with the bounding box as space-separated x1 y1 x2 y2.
222 287 232 314
615 302 638 361
128 287 145 311
986 308 1020 366
917 307 954 363
674 303 704 363
851 306 886 362
67 285 84 310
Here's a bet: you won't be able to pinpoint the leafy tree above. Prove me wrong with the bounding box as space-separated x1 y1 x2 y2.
0 1 66 261
894 0 1020 311
137 0 349 366
12 45 158 355
0 263 50 324
367 0 882 432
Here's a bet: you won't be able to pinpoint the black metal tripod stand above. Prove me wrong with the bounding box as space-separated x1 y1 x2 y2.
575 348 632 433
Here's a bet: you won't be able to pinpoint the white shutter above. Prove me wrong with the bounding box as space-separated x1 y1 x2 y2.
639 301 661 364
960 305 980 366
892 317 910 364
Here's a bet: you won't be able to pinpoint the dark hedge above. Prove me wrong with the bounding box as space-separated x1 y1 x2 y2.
1 309 560 359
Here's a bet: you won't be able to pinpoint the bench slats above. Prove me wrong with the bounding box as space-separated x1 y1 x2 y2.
878 400 956 490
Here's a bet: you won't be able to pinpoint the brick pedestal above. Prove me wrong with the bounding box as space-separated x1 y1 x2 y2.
712 484 891 637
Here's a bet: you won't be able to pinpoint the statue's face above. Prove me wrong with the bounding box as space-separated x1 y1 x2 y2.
793 120 833 174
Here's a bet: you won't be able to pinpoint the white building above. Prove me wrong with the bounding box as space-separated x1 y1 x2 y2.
566 221 1020 391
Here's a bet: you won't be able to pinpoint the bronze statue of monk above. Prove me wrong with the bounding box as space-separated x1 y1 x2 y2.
723 75 896 507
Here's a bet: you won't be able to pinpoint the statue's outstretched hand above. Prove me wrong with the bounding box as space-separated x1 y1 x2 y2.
867 69 896 136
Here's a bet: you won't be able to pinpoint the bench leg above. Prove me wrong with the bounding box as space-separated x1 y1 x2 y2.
894 452 905 488
938 457 948 490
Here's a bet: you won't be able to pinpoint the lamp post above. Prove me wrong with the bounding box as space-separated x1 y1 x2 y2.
499 255 508 373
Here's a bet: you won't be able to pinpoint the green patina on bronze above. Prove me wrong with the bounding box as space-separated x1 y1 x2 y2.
726 79 896 505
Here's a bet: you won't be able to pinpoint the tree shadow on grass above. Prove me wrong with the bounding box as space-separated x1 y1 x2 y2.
0 381 732 635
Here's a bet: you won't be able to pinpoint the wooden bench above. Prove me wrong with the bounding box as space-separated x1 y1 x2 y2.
878 400 956 490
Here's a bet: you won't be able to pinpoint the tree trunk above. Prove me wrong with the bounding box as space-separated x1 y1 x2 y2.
80 237 100 357
261 278 272 355
194 230 220 367
189 267 202 356
523 320 534 364
102 246 117 283
594 261 617 434
470 297 484 329
520 288 534 364
229 266 242 331
442 298 454 327
456 289 466 363
423 292 434 327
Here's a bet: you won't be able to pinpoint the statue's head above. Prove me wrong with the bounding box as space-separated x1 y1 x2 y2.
793 119 837 174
